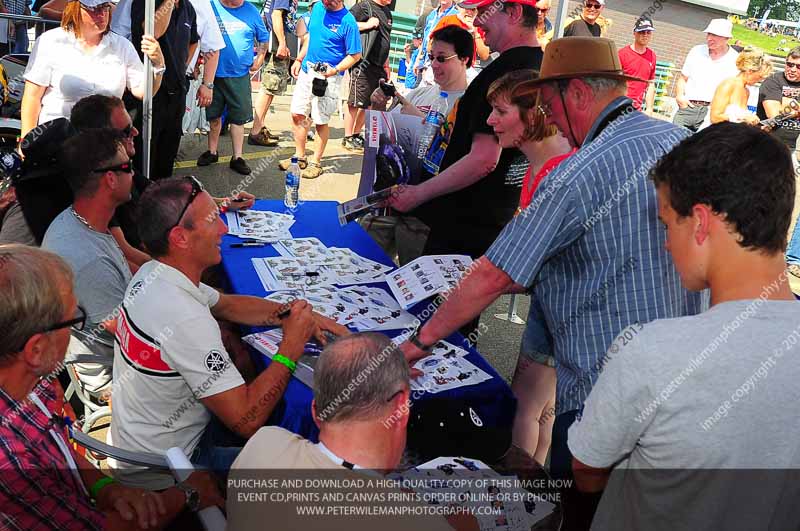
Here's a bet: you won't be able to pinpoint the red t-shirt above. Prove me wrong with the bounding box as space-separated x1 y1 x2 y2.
618 45 657 110
518 150 576 212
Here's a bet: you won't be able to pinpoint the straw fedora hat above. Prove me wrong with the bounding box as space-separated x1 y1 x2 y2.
528 37 647 85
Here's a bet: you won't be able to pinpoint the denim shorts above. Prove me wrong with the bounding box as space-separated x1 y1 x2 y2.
520 298 555 368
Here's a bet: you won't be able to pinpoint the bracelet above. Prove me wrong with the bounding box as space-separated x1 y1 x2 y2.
273 353 296 374
90 476 116 500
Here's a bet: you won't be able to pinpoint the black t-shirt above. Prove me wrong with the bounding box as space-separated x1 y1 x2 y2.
757 71 800 148
563 19 601 37
414 46 544 256
350 0 392 66
131 0 199 94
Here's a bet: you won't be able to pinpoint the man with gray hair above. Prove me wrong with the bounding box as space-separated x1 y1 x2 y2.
398 37 704 504
228 332 475 530
0 244 223 529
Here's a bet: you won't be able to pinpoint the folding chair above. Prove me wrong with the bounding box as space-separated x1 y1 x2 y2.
70 429 227 531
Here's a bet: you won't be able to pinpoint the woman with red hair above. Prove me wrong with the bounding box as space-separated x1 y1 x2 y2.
20 0 165 138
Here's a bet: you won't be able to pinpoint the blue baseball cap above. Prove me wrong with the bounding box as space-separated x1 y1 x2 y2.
71 0 114 8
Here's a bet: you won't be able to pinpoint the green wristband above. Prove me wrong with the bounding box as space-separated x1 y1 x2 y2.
90 476 116 500
273 354 296 374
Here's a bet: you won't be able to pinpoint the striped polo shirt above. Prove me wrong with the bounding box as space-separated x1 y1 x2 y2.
486 97 707 415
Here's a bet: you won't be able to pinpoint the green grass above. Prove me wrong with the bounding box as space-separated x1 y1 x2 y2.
731 24 800 57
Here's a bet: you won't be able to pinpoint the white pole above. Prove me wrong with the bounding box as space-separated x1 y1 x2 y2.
553 0 571 38
142 0 155 181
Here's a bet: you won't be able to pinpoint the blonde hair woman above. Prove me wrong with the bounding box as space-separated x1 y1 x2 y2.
707 46 772 127
486 70 573 466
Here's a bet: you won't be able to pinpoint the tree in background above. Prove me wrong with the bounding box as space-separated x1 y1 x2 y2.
747 0 800 22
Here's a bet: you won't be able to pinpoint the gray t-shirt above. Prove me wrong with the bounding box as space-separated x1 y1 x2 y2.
569 299 800 531
42 208 132 392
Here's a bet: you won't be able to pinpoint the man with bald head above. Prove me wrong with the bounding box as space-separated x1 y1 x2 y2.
228 332 477 530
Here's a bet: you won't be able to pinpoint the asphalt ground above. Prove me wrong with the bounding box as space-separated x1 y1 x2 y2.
174 89 800 384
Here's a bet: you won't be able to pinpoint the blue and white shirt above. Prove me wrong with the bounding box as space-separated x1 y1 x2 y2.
486 97 707 415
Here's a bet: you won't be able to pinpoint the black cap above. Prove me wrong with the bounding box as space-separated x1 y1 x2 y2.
407 398 512 463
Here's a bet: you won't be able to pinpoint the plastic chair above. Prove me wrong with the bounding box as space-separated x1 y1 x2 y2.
63 352 112 434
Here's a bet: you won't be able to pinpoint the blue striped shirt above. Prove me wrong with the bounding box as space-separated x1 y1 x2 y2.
486 97 707 415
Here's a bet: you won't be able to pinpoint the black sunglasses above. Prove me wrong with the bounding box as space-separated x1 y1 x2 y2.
428 53 458 63
121 124 135 137
42 305 87 333
171 175 205 230
584 2 602 8
93 159 134 174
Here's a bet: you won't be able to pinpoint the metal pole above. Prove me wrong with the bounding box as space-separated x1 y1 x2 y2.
142 0 155 181
494 294 527 325
553 0 571 38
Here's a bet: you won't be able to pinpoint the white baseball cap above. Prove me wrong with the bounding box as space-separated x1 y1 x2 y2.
703 18 733 39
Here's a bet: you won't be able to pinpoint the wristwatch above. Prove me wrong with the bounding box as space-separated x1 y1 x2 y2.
176 482 200 512
408 325 434 352
202 82 214 89
152 65 166 76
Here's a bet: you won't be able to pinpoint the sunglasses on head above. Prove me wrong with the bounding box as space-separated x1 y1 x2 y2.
92 159 133 174
428 53 458 63
171 175 205 230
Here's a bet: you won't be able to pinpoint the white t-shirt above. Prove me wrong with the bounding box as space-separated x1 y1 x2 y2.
680 44 739 102
108 261 244 490
24 27 145 125
186 0 226 73
568 300 800 531
393 84 464 115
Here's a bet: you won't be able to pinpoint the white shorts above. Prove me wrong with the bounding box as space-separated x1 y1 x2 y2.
290 68 342 125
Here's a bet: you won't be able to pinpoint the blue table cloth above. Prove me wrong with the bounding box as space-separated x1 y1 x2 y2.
219 199 516 442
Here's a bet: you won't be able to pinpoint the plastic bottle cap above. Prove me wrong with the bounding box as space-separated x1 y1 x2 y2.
291 157 298 163
440 91 448 98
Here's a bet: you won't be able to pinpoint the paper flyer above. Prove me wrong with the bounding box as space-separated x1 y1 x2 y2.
336 186 397 226
225 210 294 242
386 255 474 308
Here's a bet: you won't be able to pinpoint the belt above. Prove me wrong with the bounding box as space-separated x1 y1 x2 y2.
689 100 711 106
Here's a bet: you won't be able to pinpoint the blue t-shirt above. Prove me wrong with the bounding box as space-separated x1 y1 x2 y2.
211 0 269 77
404 47 420 89
301 2 361 74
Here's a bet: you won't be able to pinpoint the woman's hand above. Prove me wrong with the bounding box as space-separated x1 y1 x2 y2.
141 34 165 69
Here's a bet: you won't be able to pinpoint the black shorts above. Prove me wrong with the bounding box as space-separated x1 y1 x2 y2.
347 61 386 109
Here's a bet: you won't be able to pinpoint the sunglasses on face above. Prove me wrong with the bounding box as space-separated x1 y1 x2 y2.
92 159 134 174
82 3 112 13
786 61 800 69
171 175 205 230
121 123 135 138
584 2 602 9
428 53 458 63
42 305 87 333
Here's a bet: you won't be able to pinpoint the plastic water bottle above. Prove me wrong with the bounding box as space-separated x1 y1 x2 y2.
284 157 300 209
417 91 448 161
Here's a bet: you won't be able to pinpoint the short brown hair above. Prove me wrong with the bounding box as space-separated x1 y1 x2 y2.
487 69 558 142
61 1 111 39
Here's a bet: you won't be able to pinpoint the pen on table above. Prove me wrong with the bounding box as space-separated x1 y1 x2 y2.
231 197 248 202
277 307 292 319
231 242 266 248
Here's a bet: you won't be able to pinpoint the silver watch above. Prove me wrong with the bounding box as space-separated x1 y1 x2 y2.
202 82 214 89
152 65 166 76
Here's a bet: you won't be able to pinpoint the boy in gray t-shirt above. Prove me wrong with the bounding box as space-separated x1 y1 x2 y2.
568 122 800 530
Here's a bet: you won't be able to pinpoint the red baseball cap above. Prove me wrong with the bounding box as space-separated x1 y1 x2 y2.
458 0 537 10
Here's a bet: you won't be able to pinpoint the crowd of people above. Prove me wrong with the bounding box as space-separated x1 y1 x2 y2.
1 0 800 529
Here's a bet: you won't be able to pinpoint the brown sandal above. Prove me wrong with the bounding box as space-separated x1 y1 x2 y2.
278 157 307 171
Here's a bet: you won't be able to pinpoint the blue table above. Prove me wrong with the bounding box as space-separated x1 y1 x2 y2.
219 200 516 442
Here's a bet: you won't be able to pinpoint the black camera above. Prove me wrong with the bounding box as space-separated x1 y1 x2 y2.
310 62 330 97
379 79 396 97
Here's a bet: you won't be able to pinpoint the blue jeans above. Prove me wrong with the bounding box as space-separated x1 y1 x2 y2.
13 25 28 53
787 215 800 265
191 418 245 480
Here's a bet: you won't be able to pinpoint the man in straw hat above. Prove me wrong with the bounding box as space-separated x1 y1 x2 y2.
398 36 704 519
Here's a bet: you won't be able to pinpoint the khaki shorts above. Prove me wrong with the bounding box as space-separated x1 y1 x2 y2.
260 53 291 96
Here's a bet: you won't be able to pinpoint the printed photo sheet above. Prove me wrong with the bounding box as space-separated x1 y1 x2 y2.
387 255 474 309
225 211 294 242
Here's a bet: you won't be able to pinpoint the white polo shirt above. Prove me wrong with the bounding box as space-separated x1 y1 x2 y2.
680 44 739 103
24 27 145 125
108 260 244 490
186 0 226 73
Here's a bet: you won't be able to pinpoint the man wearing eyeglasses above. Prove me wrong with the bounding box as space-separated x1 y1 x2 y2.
759 46 800 280
563 0 605 38
0 244 225 530
41 128 135 401
108 176 348 489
